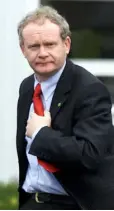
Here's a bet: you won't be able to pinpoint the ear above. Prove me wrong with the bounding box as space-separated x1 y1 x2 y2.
64 36 71 55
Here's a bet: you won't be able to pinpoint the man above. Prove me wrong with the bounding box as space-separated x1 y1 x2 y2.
16 5 114 210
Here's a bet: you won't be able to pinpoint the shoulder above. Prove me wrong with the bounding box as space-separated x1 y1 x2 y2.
19 74 34 95
68 59 100 85
66 59 111 100
68 59 108 88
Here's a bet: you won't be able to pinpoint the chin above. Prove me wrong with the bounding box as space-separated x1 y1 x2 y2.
35 64 56 74
38 70 55 76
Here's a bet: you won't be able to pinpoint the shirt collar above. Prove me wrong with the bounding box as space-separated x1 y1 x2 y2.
34 60 66 101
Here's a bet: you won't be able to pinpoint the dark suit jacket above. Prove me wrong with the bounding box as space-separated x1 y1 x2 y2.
16 59 114 209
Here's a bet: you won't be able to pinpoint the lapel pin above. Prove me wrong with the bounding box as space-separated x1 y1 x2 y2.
58 102 62 107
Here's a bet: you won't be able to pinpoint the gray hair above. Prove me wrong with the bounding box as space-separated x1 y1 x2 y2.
17 5 71 45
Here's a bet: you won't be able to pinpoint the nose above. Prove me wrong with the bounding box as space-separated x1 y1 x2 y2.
38 46 48 58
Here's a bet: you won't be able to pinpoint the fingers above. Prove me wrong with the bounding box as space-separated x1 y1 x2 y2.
29 111 51 118
29 111 35 118
44 110 51 118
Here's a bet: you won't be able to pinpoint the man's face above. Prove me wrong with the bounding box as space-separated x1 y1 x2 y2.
21 19 71 78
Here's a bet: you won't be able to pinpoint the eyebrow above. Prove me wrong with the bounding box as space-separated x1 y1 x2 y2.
28 43 40 48
28 41 57 48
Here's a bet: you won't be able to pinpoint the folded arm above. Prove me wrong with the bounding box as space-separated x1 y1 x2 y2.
29 83 113 170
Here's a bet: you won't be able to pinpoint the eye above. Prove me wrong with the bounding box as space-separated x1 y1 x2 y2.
28 44 40 50
46 43 55 47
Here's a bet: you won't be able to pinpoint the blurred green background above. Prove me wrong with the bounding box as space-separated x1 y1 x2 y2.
0 182 18 210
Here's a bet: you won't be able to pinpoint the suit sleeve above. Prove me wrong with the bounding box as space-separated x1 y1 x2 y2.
29 82 113 170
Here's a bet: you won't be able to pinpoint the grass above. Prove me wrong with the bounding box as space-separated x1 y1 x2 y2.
0 182 18 210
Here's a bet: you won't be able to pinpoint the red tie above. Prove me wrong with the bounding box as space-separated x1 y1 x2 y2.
33 83 60 173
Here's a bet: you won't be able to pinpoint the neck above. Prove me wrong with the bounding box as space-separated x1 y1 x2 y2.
35 70 60 82
35 75 49 82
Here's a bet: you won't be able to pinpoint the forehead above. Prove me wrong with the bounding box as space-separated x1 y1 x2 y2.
22 19 61 42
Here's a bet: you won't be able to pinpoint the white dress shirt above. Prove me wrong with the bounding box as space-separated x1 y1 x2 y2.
23 62 67 195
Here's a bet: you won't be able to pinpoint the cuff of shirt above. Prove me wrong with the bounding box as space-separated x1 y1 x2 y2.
32 127 43 140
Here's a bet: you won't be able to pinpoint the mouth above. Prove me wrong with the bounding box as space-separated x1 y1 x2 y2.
35 61 53 65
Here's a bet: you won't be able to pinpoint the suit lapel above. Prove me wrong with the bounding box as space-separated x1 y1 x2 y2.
50 59 73 121
17 75 34 150
18 59 74 143
20 88 34 132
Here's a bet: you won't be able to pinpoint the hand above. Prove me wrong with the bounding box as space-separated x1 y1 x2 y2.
26 110 51 138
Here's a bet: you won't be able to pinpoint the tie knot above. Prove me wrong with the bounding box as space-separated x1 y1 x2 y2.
34 83 42 97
